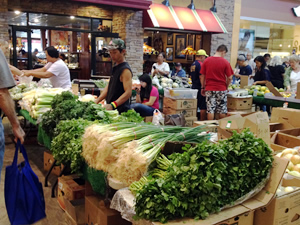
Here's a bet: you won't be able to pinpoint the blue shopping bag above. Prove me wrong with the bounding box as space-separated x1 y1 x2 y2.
5 141 46 225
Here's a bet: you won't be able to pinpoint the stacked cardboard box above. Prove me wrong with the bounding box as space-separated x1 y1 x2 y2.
57 175 85 211
163 97 198 127
254 178 300 225
85 181 131 225
44 151 64 176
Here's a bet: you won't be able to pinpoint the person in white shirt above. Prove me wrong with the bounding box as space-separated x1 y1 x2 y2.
151 52 170 77
246 52 256 74
23 46 71 89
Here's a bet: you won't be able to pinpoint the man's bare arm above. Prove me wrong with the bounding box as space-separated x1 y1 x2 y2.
0 88 25 143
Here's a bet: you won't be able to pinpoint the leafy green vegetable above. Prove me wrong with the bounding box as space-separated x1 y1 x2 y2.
134 129 273 223
118 109 144 123
51 119 95 173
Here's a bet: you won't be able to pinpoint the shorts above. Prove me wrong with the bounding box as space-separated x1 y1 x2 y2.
205 91 228 114
196 89 207 110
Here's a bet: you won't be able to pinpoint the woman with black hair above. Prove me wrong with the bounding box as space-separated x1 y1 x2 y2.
131 74 159 117
22 46 71 89
252 56 271 85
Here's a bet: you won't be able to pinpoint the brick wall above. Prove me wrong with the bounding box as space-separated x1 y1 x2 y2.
112 9 144 76
7 0 112 18
210 0 234 62
0 0 9 58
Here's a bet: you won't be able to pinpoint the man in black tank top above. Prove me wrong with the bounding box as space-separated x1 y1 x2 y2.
95 39 133 113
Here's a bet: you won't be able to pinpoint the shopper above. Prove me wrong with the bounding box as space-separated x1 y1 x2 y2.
264 53 271 65
246 52 256 74
252 56 271 85
32 48 43 66
200 45 233 120
95 39 133 113
171 62 186 77
284 54 300 92
151 52 170 77
130 74 159 117
23 46 71 89
0 48 25 179
190 49 208 121
268 56 285 89
233 55 252 82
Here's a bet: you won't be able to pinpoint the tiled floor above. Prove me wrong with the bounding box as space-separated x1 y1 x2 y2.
0 137 67 225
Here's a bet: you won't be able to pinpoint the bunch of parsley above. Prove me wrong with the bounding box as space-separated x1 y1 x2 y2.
134 129 273 223
51 119 95 174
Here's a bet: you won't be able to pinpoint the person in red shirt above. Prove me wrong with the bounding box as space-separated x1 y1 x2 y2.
200 45 233 120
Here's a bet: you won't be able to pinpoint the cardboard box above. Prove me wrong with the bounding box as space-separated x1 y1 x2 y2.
218 112 270 145
271 132 300 150
133 157 288 225
227 109 253 116
254 177 300 225
133 211 254 225
227 96 253 110
44 151 64 176
266 81 282 97
270 108 300 130
279 128 300 138
163 107 197 118
85 195 131 225
58 175 85 210
296 82 300 100
163 97 197 110
65 198 85 225
185 116 198 127
193 120 218 132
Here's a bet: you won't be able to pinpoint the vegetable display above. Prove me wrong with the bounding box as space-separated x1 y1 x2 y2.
41 91 144 138
82 123 209 186
132 129 273 223
94 79 109 88
51 119 94 173
9 82 38 100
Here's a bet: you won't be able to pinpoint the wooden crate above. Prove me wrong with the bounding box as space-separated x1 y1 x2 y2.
163 97 197 110
163 107 197 118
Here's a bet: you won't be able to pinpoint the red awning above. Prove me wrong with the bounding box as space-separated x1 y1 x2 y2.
71 0 151 10
143 3 227 33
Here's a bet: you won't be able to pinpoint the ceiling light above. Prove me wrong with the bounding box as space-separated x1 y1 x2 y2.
187 0 195 10
288 45 291 48
292 6 300 17
70 16 75 19
162 0 170 6
279 44 282 47
14 10 21 15
210 0 217 13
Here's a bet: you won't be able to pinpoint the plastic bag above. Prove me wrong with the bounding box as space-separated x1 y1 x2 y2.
152 76 162 89
152 109 164 125
165 113 186 126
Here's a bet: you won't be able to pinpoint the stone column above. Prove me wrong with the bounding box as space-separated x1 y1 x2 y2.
0 0 10 59
210 0 235 62
112 9 144 76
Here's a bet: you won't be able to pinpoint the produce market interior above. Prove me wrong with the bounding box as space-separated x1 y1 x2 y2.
1 0 300 225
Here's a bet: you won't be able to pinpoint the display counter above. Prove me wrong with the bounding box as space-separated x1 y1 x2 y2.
253 96 300 109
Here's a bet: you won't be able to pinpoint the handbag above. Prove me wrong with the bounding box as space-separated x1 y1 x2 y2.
164 113 186 127
5 141 46 225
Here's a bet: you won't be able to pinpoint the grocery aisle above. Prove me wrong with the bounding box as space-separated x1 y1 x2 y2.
0 139 66 225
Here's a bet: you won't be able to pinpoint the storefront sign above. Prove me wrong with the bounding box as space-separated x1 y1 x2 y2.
71 0 151 10
292 6 300 17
